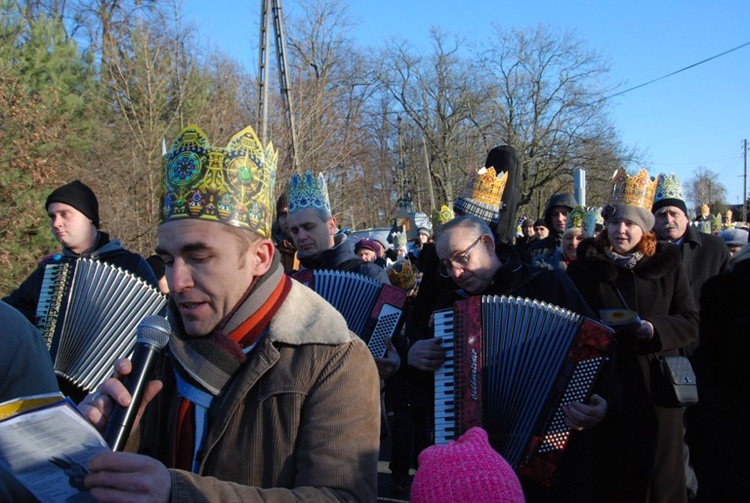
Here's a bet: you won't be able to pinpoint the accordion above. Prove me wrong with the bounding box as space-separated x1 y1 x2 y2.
36 258 168 393
293 269 407 358
434 295 614 486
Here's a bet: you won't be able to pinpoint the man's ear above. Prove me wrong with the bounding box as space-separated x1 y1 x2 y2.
327 216 338 236
251 239 275 275
483 234 495 254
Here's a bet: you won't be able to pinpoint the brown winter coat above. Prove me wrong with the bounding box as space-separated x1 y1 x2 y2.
567 238 698 503
134 279 381 502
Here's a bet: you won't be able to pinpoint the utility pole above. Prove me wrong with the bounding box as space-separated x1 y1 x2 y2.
743 139 748 223
257 0 298 169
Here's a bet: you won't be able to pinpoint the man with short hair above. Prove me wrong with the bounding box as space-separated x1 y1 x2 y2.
651 173 730 500
527 193 577 261
81 125 380 502
533 219 549 239
651 174 729 308
514 217 538 260
4 180 157 322
286 171 389 283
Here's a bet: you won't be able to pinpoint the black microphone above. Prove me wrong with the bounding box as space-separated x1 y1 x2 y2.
103 315 171 451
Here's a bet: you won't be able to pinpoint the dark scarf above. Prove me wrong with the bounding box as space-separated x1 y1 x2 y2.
604 248 644 270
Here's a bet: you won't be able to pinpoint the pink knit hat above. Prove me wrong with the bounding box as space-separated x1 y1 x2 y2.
411 427 525 503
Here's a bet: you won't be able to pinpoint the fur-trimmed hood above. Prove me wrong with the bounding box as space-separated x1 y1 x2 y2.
269 279 355 346
575 237 683 283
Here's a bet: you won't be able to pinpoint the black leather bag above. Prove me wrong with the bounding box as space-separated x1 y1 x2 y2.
650 355 699 407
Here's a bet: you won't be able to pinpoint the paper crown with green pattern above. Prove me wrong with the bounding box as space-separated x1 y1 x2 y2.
653 173 685 203
391 231 407 248
566 206 600 236
287 171 331 215
160 124 278 237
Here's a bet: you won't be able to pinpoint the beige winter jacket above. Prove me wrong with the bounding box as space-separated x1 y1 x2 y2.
135 279 381 502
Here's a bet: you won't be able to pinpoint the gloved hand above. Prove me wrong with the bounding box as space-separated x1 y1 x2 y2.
626 319 654 340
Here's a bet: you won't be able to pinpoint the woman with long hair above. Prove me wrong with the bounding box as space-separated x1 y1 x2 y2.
566 169 698 503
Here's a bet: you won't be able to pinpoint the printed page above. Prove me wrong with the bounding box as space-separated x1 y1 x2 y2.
0 398 109 503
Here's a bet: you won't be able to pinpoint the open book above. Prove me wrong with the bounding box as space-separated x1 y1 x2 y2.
0 393 109 503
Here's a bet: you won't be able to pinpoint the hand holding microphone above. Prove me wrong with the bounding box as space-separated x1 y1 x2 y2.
88 315 171 451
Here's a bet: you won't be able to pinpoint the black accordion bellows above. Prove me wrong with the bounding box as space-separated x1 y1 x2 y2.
37 258 168 393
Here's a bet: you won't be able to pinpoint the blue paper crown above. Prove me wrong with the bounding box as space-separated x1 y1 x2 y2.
287 171 331 215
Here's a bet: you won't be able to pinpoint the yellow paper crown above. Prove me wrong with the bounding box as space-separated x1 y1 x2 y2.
160 125 278 237
609 168 657 211
462 167 508 205
431 204 455 230
387 261 417 291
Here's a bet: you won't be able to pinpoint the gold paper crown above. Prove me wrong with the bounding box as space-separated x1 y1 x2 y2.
388 261 417 291
160 125 278 237
609 168 657 211
462 167 508 205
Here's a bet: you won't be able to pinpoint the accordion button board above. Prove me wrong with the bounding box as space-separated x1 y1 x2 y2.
293 269 408 359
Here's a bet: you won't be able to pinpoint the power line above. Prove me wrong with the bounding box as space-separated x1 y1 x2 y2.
602 40 750 102
656 154 743 168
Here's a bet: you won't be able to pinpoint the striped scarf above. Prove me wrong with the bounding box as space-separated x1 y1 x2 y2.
169 257 291 471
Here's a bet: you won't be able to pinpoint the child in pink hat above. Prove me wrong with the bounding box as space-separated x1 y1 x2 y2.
410 427 525 503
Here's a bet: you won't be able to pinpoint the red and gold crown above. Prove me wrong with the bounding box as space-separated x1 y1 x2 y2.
462 167 508 205
160 125 277 237
609 168 657 211
453 167 508 225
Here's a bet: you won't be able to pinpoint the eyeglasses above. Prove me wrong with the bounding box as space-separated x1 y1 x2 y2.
438 236 483 278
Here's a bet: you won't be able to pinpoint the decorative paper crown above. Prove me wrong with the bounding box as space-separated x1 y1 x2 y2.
431 204 455 230
711 213 723 232
453 167 508 225
566 206 600 236
160 125 278 237
609 168 657 211
287 171 331 215
391 231 407 248
388 261 417 291
653 173 685 203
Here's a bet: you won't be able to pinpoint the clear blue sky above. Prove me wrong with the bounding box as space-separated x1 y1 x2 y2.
183 0 750 210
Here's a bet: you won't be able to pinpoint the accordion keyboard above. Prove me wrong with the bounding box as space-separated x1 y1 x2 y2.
433 308 456 445
36 262 72 349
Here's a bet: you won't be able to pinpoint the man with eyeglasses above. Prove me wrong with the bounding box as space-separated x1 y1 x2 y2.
406 215 606 501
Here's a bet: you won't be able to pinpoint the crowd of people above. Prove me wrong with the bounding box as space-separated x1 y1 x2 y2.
1 125 749 502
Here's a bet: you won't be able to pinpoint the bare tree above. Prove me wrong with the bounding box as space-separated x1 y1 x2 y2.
376 29 488 213
684 166 727 214
475 25 631 213
284 0 383 226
